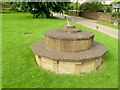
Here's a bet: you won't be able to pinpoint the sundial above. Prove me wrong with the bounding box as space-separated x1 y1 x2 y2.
31 23 108 74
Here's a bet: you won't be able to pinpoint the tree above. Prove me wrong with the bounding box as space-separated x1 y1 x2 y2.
21 2 71 18
20 2 29 12
80 2 105 12
105 5 112 13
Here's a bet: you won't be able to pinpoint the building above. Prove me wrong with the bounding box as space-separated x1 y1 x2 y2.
113 4 120 12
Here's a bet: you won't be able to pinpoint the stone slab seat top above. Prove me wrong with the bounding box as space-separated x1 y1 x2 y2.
31 40 108 62
44 29 95 40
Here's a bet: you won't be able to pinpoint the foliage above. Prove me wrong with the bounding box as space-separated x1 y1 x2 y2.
26 2 71 18
2 2 71 18
69 2 81 10
112 12 120 17
20 2 29 12
116 1 120 4
8 2 29 12
105 5 112 13
114 0 120 2
10 2 20 10
80 2 105 12
1 2 11 8
114 0 120 4
69 3 74 10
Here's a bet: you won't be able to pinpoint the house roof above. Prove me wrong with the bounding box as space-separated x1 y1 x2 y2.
114 4 120 9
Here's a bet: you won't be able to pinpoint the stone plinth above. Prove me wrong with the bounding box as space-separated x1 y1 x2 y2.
44 28 94 52
35 55 102 74
44 37 93 52
31 41 107 74
31 25 108 74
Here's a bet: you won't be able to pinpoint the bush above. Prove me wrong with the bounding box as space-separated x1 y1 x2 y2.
112 12 120 17
106 5 112 13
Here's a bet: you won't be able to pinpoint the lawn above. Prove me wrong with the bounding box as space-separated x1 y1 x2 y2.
96 21 119 30
0 13 2 89
2 13 118 88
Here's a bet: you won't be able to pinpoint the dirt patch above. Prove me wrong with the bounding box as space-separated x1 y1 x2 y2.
24 32 32 35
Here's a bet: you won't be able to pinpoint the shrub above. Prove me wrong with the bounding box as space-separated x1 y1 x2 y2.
106 5 112 13
112 12 120 17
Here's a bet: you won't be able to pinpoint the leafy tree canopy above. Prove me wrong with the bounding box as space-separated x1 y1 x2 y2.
24 2 71 18
2 2 71 18
80 2 105 12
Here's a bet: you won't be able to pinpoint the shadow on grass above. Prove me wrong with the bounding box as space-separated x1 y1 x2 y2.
1 11 63 21
32 16 62 20
0 10 20 13
48 16 61 19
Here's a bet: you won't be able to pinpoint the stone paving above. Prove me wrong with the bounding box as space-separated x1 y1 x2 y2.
53 13 119 39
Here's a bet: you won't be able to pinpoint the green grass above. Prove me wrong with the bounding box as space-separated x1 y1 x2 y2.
0 13 2 89
2 13 118 88
0 9 22 14
96 21 119 30
1 9 13 13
